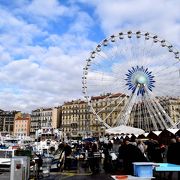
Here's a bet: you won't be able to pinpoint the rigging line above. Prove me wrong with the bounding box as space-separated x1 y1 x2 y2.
142 96 150 132
144 90 163 127
135 39 144 66
118 86 139 126
139 37 150 67
147 52 173 72
147 90 177 128
131 101 138 127
155 74 180 81
113 92 135 126
144 91 165 129
136 100 141 129
130 37 138 67
96 93 128 114
94 42 119 63
99 95 128 122
126 96 138 127
114 37 125 61
95 50 110 60
87 82 128 96
101 42 120 64
89 98 129 124
139 97 144 130
154 85 180 97
154 71 180 81
111 98 128 127
158 99 179 115
143 95 159 130
127 37 135 67
153 61 179 76
89 75 127 86
88 57 116 73
156 82 180 87
89 68 124 77
89 103 111 129
139 98 143 130
87 79 126 87
90 88 127 105
146 53 174 74
121 36 135 68
153 67 180 78
143 38 155 62
155 83 180 91
133 35 143 63
87 78 120 82
109 41 122 60
146 92 168 129
132 97 139 128
87 76 124 87
152 98 174 128
150 52 179 74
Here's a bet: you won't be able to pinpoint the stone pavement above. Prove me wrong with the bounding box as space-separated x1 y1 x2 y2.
43 171 113 180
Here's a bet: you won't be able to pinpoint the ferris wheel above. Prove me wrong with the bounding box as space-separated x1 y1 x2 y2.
82 31 180 132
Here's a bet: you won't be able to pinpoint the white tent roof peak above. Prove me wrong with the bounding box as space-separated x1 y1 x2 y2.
105 125 145 135
166 128 179 134
152 131 162 136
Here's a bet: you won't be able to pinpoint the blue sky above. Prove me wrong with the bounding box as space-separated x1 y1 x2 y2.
0 0 179 112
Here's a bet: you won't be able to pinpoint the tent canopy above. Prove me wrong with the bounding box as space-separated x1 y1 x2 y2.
166 128 179 135
105 125 145 135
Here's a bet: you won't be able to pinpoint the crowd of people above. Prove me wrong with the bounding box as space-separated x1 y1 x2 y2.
33 135 180 178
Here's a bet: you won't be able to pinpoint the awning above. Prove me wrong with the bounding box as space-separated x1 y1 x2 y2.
105 125 145 135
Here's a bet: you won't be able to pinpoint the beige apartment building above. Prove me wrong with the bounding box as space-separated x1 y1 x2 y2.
0 109 20 134
13 112 31 136
30 107 61 136
89 93 127 136
61 93 127 138
159 97 180 124
61 93 180 137
61 100 90 138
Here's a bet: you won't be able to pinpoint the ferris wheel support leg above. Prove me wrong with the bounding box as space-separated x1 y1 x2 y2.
144 92 166 130
146 90 177 129
89 103 111 129
102 95 128 124
116 86 139 126
143 96 159 131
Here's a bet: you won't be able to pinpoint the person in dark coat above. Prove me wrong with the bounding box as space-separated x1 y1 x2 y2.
88 142 100 174
122 140 147 175
34 153 43 178
64 143 72 170
146 140 163 163
107 141 113 151
167 138 177 180
103 143 113 173
175 137 180 165
167 138 177 164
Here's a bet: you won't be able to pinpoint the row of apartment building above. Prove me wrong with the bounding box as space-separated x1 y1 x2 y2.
0 107 61 137
0 94 179 138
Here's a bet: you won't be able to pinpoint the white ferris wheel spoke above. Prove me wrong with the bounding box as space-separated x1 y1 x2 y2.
144 92 168 129
145 88 177 128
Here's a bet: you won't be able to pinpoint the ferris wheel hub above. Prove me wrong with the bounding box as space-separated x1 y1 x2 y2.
126 66 155 95
136 75 147 84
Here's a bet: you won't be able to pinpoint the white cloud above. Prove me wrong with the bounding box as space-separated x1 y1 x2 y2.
85 0 180 47
26 0 69 18
0 0 179 112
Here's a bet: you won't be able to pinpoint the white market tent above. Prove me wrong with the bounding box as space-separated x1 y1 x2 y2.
152 131 162 136
105 125 145 135
166 128 179 135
